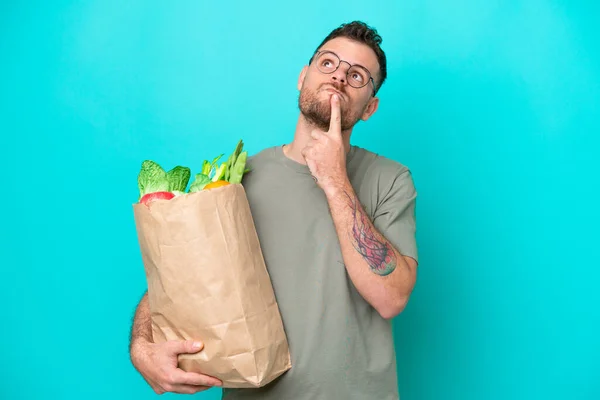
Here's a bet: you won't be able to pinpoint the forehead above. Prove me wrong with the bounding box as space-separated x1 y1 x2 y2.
317 37 379 74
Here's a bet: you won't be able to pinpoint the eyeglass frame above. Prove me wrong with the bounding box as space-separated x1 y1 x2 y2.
309 50 377 97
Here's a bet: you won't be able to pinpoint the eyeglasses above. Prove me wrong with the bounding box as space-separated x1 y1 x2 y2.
310 50 376 96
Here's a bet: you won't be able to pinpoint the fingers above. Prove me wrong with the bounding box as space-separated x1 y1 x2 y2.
159 360 223 394
175 384 209 395
166 384 211 395
166 339 204 356
328 94 341 134
139 339 222 396
171 369 223 387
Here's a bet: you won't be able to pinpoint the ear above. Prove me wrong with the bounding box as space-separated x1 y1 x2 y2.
297 66 308 91
360 96 380 121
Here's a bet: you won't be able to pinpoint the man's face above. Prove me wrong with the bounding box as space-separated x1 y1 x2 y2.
298 37 380 132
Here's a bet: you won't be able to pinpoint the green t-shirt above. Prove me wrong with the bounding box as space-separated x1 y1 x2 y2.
222 144 418 400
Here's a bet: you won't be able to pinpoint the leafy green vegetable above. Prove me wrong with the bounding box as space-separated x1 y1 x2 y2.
212 164 227 182
137 140 252 200
204 154 222 179
166 166 191 192
134 139 250 198
230 141 244 172
211 154 224 168
200 160 211 176
222 140 244 182
188 173 212 192
138 160 169 198
229 150 248 184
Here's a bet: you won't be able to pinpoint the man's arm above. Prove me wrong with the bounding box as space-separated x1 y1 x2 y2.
301 94 418 320
129 291 152 358
324 180 417 319
128 291 223 394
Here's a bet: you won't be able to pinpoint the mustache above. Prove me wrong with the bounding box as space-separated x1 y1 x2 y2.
320 82 346 94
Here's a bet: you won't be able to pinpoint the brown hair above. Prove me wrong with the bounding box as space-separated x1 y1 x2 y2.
310 21 387 95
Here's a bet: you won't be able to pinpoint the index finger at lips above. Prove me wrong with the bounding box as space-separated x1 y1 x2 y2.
328 94 341 133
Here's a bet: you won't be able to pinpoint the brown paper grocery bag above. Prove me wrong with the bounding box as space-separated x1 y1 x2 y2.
132 183 292 388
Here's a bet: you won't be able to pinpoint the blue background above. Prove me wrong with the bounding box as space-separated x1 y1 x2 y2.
1 1 599 399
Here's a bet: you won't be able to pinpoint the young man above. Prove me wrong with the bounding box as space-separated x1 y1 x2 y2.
129 21 419 400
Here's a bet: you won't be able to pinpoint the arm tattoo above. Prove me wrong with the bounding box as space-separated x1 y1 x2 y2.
345 192 397 276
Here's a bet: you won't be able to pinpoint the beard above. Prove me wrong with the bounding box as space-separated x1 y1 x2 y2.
298 83 363 131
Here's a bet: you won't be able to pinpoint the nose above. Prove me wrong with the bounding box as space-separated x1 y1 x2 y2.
331 61 351 85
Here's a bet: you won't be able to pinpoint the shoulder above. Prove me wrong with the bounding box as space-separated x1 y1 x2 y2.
246 145 280 169
352 146 415 193
242 145 285 187
246 145 276 162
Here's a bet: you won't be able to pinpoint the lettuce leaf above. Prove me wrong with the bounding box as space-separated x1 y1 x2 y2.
138 160 169 198
166 166 191 192
188 173 212 192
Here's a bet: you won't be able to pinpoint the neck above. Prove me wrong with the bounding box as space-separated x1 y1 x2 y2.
283 114 352 164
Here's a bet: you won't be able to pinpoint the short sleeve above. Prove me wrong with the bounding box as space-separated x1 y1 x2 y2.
372 168 418 264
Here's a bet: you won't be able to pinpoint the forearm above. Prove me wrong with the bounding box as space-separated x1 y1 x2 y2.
129 291 153 351
324 181 416 319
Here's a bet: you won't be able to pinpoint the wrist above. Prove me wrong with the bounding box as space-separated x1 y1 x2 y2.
323 177 351 199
